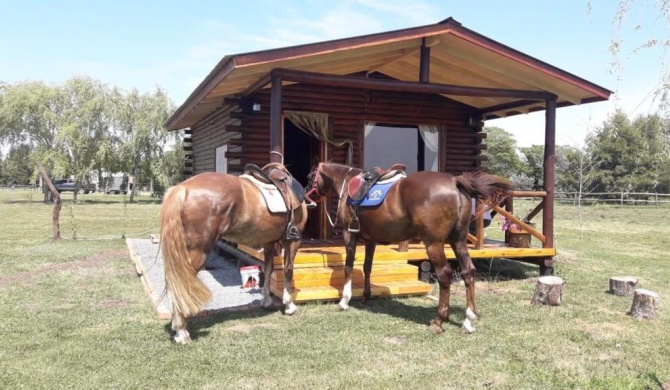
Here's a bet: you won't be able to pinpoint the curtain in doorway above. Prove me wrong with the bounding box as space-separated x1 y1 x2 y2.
364 121 376 138
285 111 353 165
418 124 441 171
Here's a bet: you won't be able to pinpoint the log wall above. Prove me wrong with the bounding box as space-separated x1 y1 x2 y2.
188 82 488 176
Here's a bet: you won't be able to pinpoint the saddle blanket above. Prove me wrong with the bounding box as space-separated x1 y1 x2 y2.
240 174 287 213
348 173 406 207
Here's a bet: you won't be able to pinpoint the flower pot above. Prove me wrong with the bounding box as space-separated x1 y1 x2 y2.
509 231 531 248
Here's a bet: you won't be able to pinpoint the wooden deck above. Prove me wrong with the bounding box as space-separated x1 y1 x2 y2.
239 241 555 302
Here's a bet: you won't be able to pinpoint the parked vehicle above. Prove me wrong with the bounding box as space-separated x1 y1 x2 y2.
52 179 96 194
105 176 128 195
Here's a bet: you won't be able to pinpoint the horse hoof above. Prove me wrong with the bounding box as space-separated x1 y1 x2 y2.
461 325 476 334
173 330 191 344
337 302 349 311
428 323 443 334
284 303 298 316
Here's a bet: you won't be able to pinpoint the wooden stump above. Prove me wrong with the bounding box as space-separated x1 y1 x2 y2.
629 289 660 319
608 276 638 296
531 276 564 306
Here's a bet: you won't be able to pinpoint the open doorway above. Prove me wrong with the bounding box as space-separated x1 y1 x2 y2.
283 118 322 240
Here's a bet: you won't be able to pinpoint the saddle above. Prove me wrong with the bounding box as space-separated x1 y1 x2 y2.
348 164 406 202
243 163 305 207
243 163 305 240
345 163 406 233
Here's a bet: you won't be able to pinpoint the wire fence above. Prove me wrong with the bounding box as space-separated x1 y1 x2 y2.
556 192 670 206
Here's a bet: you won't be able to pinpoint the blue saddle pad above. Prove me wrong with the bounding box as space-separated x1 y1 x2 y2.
348 180 396 207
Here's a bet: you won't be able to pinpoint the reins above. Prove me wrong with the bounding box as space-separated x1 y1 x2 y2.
306 164 353 228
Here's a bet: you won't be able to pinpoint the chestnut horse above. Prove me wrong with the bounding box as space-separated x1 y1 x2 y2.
159 163 307 343
305 162 512 333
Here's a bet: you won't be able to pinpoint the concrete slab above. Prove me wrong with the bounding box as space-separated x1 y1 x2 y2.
126 238 272 319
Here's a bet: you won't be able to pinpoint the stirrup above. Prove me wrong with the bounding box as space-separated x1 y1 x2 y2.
348 217 360 233
285 223 301 241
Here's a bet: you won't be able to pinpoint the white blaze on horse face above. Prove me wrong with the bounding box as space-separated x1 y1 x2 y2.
338 279 352 310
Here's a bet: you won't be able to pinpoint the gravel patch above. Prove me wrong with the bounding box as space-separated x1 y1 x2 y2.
126 238 271 318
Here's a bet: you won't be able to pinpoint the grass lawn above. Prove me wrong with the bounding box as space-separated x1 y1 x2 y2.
0 190 669 389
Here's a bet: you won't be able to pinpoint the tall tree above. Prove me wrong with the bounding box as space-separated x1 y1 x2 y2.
115 87 175 202
519 145 544 190
2 144 33 185
587 110 663 193
483 126 526 185
605 1 670 108
58 77 114 201
0 81 68 200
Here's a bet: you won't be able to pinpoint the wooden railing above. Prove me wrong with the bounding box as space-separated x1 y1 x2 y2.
467 190 547 249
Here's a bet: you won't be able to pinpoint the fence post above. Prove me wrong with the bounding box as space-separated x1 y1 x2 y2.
620 192 624 206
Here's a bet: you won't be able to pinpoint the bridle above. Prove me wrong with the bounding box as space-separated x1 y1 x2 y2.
305 164 326 206
305 163 352 227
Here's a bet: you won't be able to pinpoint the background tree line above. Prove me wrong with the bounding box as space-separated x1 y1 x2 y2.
0 77 185 201
484 109 670 195
2 77 669 199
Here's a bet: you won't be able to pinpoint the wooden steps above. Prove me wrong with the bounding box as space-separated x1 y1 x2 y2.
269 279 433 302
272 263 419 286
238 244 432 303
236 240 555 303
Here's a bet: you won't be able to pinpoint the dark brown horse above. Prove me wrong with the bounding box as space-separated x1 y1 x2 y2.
305 162 512 333
159 163 307 343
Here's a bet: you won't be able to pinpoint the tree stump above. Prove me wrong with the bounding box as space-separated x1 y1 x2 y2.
531 276 564 306
608 276 638 296
629 289 660 319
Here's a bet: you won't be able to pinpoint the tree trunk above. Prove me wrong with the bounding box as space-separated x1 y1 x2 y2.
531 276 564 305
629 289 660 320
608 276 638 296
37 164 62 240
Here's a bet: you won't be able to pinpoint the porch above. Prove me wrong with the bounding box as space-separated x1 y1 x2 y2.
238 192 553 303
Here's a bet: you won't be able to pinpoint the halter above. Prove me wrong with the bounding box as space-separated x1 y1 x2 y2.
305 164 326 205
305 164 352 227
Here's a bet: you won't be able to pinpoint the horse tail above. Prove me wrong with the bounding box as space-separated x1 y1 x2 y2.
455 171 514 209
159 185 212 318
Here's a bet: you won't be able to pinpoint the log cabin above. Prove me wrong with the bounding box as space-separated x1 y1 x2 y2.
165 17 611 302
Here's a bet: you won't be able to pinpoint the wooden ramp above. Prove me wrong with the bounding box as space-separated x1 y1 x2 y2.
238 244 432 302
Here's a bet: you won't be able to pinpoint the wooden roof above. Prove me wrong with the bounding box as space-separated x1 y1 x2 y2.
166 17 611 131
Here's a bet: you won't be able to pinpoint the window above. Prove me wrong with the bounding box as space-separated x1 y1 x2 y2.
215 145 228 173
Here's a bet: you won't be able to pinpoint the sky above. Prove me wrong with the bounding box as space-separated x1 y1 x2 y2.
1 0 668 149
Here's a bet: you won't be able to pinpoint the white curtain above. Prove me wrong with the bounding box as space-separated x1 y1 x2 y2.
364 121 376 138
418 124 440 171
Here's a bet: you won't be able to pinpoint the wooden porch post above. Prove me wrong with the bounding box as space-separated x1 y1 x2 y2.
420 38 430 82
543 99 556 249
270 75 283 163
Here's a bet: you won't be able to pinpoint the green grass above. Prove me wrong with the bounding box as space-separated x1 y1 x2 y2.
1 190 669 389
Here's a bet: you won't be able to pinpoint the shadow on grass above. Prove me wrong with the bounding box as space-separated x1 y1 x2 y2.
162 306 282 342
346 296 466 330
471 258 539 281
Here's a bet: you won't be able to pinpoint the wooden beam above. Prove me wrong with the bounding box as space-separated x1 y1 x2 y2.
270 68 558 100
420 38 430 83
543 99 556 248
270 76 283 163
242 73 272 97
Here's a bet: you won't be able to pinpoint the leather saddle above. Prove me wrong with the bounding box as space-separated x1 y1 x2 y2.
243 163 305 209
348 163 406 202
